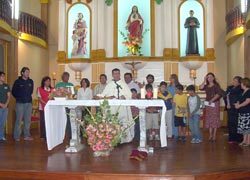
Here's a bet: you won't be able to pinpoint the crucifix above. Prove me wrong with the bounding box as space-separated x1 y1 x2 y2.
124 61 142 80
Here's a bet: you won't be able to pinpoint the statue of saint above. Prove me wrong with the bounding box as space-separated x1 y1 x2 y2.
184 10 200 56
126 6 144 41
71 13 87 57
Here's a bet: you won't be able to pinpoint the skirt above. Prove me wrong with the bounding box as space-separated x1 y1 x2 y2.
237 113 250 135
205 101 220 128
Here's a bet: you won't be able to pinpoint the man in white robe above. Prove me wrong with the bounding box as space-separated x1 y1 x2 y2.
97 68 134 143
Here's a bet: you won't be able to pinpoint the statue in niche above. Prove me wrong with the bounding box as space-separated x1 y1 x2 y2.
71 13 87 57
126 5 144 42
184 10 200 56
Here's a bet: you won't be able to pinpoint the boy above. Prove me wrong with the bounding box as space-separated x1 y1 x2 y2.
186 85 202 143
131 88 140 141
145 84 160 140
173 84 188 142
0 72 10 141
158 81 173 138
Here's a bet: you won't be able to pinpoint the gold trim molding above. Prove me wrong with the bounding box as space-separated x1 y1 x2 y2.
0 20 18 37
19 33 47 48
40 0 49 3
226 26 246 46
205 48 215 60
163 48 179 60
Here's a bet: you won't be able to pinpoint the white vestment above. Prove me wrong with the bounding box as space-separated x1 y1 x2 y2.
99 80 134 143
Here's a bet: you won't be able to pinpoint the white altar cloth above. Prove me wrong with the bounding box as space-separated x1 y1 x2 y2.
44 99 167 150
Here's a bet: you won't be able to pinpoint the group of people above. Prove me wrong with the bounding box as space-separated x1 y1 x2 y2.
0 66 250 148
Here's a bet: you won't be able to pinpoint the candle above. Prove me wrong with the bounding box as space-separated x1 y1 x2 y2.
140 88 145 99
153 87 158 99
70 86 75 95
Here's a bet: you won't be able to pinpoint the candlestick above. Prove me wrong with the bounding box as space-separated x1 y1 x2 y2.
153 87 158 99
140 88 145 99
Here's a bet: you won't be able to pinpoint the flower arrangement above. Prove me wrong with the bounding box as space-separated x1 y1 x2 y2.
84 100 123 157
119 29 149 56
50 88 71 99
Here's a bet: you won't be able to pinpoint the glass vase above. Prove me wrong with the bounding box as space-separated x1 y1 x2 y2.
93 149 111 157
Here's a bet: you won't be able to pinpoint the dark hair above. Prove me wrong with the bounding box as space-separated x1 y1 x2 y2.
186 85 195 92
100 74 107 80
131 88 137 93
20 67 30 76
146 74 154 81
124 72 132 78
176 84 184 91
170 74 180 86
0 71 5 76
206 72 220 86
112 68 120 74
160 81 168 87
233 76 242 84
190 10 194 13
41 76 51 88
241 78 250 88
80 78 90 88
145 84 153 90
61 72 70 79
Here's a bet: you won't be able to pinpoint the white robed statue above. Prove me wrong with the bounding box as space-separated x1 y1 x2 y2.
96 68 134 143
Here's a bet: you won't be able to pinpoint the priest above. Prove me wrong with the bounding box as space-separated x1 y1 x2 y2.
95 68 134 143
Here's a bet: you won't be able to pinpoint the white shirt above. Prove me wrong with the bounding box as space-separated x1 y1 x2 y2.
127 81 140 93
77 87 93 100
188 96 200 114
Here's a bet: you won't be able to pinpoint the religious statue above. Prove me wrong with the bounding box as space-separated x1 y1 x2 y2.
184 10 200 56
71 13 87 57
126 6 144 42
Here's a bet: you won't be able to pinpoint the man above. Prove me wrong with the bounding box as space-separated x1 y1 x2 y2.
0 72 10 141
98 68 134 143
55 72 74 89
55 72 74 140
184 10 200 55
12 67 34 141
124 72 140 93
93 74 107 96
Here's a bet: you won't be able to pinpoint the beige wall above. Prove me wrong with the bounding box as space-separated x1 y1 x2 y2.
18 0 49 92
213 0 228 88
227 36 245 80
19 0 41 17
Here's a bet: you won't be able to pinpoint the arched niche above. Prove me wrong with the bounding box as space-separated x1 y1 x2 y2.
179 0 205 57
67 2 92 59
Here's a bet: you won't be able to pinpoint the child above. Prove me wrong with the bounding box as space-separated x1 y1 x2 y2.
158 81 173 138
131 88 140 141
145 84 160 140
173 84 188 142
186 85 202 143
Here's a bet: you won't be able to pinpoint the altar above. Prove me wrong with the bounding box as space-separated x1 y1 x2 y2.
44 99 167 151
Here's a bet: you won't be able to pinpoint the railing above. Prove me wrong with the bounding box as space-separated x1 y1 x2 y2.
0 0 12 26
225 6 244 33
18 12 47 41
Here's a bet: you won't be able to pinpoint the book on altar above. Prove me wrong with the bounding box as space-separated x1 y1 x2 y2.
204 101 215 107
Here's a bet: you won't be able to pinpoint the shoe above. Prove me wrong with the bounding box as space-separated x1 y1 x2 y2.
196 139 202 143
155 134 160 141
24 137 33 141
0 137 6 141
242 143 250 147
15 138 20 142
191 138 196 144
228 141 236 144
181 136 186 142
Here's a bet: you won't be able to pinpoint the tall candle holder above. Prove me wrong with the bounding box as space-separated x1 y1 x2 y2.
52 72 56 88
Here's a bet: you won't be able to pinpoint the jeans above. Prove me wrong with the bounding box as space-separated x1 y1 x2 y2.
189 114 202 140
14 103 32 139
0 108 8 139
172 107 178 138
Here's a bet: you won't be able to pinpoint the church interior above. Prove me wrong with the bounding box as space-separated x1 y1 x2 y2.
0 0 250 179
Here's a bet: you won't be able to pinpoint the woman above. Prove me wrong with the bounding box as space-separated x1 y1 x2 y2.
37 76 53 139
167 74 180 139
126 5 143 40
235 78 250 146
224 76 243 143
77 78 93 100
200 73 223 142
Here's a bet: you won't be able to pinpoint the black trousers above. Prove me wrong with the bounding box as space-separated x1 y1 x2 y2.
39 110 46 139
227 110 242 142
